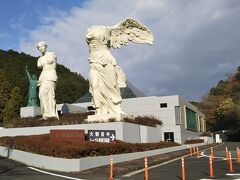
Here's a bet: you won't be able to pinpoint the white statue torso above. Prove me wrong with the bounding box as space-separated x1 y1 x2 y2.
86 26 117 66
37 52 58 82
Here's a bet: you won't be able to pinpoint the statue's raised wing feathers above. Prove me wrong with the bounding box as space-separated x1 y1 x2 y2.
110 19 154 49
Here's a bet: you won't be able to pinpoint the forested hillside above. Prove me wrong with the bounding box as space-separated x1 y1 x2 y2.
0 49 88 123
201 67 240 135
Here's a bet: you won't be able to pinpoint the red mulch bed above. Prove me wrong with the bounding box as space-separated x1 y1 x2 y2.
185 139 204 144
0 134 179 159
123 116 162 127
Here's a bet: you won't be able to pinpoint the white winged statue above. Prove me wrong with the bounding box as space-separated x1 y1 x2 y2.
86 18 154 117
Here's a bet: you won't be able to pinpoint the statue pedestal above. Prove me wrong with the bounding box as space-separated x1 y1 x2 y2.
87 113 126 123
20 106 41 118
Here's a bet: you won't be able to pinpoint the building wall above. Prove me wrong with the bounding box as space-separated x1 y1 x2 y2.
121 95 182 143
139 125 162 143
74 95 206 144
178 97 206 144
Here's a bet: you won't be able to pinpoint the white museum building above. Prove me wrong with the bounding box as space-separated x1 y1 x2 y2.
19 84 206 144
73 85 206 144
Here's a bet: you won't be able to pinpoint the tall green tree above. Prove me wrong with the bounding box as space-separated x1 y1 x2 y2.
0 49 89 123
0 49 88 105
0 71 11 123
2 87 23 124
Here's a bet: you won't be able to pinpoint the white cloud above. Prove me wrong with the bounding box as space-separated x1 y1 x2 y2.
19 0 240 101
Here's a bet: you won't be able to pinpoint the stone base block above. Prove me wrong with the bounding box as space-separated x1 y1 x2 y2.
87 113 125 123
0 122 162 143
20 106 41 118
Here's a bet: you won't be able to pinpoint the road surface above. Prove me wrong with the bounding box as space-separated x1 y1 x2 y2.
0 142 239 180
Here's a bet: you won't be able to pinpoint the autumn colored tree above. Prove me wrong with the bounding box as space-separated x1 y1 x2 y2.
201 67 240 131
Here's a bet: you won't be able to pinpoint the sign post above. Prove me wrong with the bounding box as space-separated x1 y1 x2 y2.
88 130 116 143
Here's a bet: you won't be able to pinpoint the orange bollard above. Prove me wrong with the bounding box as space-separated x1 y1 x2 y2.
229 151 234 173
211 147 214 159
181 158 186 180
193 147 197 156
197 147 200 158
193 147 196 156
226 147 229 161
209 155 214 178
237 147 240 164
109 158 114 180
144 157 149 180
190 147 193 157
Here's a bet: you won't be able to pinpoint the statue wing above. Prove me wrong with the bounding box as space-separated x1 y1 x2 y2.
110 18 154 49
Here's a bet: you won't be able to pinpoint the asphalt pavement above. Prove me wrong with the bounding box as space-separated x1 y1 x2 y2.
0 157 65 180
120 142 240 180
0 142 240 180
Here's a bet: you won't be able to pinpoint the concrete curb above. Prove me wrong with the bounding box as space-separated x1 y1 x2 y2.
0 143 206 172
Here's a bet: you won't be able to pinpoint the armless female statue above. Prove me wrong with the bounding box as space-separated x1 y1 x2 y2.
37 41 59 119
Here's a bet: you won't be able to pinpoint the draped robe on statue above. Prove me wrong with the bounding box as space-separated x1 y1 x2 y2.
87 26 127 115
86 19 154 117
37 52 59 119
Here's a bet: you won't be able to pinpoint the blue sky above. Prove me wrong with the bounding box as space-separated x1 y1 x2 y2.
1 0 240 101
0 0 86 50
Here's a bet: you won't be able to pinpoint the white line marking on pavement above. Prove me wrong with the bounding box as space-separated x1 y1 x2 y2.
199 179 226 180
201 151 238 160
121 144 223 178
226 173 240 176
226 174 240 180
199 179 218 180
200 178 240 180
28 167 85 180
121 156 186 177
